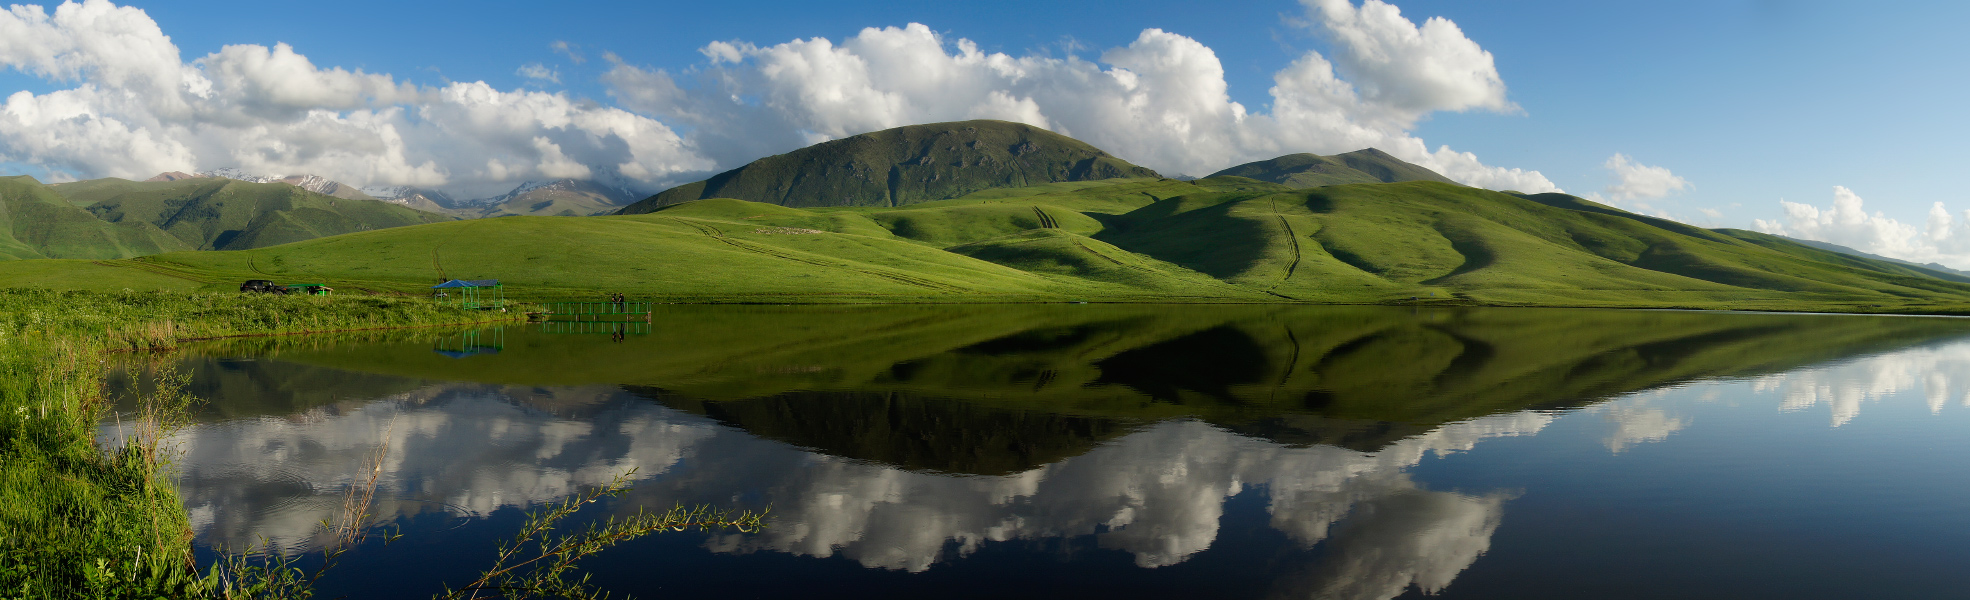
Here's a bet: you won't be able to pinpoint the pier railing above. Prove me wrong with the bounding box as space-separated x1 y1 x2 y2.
538 321 651 335
536 302 653 322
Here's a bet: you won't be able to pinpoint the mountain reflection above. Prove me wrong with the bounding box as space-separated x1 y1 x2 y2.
119 305 1970 599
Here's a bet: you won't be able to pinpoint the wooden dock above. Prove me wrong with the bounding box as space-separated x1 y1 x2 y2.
533 301 653 322
537 321 651 335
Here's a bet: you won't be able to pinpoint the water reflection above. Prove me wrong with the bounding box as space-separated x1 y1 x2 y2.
147 382 1538 586
107 306 1970 599
1758 342 1970 426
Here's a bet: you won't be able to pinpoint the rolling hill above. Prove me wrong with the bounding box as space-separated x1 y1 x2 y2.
617 120 1160 212
15 173 1970 313
1206 148 1459 188
20 176 453 256
0 175 185 259
8 120 1970 313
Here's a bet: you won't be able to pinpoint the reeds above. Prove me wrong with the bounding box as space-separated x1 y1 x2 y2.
438 469 768 600
0 288 520 597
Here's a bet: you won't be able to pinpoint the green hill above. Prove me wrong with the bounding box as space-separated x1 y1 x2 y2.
36 176 452 253
0 176 186 259
617 120 1160 212
15 175 1970 313
1206 148 1459 188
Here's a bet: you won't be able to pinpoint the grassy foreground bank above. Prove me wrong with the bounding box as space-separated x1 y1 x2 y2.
0 289 522 598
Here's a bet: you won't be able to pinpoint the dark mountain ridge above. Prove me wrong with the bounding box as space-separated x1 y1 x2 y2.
618 120 1160 213
1206 148 1459 188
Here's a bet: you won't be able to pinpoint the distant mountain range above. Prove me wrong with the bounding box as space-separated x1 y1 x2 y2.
0 174 447 259
1777 237 1970 281
134 169 641 218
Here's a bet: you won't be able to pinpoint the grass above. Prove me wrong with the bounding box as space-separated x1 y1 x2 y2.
0 176 184 260
9 177 1970 312
0 289 522 598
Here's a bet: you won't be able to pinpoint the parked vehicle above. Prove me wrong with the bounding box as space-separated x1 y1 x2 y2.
240 280 287 294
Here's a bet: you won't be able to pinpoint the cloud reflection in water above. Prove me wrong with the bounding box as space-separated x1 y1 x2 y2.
140 382 1543 596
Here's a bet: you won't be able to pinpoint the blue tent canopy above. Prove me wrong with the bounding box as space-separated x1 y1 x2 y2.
432 279 500 288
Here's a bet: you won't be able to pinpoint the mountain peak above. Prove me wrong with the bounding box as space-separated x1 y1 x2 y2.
620 119 1160 213
1207 149 1457 189
144 171 207 183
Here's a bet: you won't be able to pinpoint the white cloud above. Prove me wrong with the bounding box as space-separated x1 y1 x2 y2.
1753 186 1970 270
550 40 584 65
1302 0 1515 118
0 0 705 193
515 62 559 84
604 2 1557 191
1603 153 1689 201
0 0 1553 197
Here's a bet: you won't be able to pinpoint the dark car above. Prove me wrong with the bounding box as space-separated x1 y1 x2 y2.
240 280 287 294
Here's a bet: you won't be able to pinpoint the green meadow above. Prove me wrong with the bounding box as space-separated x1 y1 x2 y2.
8 176 1970 313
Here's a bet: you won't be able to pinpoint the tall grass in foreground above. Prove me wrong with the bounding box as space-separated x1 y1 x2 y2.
0 289 521 598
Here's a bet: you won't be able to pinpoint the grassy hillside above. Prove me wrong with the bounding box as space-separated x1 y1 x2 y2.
1207 148 1459 188
618 120 1160 212
0 176 186 259
11 176 1970 311
39 176 452 253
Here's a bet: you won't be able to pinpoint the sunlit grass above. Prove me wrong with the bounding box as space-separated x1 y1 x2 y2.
0 289 520 597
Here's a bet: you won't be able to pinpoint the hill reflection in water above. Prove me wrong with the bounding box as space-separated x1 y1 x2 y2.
115 305 1970 599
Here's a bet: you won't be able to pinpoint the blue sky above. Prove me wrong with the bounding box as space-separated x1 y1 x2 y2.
4 0 1969 265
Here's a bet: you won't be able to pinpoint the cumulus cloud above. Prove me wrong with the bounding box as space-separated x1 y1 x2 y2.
515 62 558 84
1603 153 1688 201
1303 0 1514 118
0 0 705 193
1753 186 1970 270
604 1 1557 190
550 40 584 65
1 0 1553 197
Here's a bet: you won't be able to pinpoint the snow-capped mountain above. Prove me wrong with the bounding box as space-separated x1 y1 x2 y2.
360 186 460 213
484 179 637 206
191 169 375 202
456 179 643 217
196 167 277 183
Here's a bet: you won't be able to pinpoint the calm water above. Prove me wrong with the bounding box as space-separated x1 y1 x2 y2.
103 305 1970 599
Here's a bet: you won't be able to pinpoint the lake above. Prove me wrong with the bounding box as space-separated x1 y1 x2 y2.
103 305 1970 599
